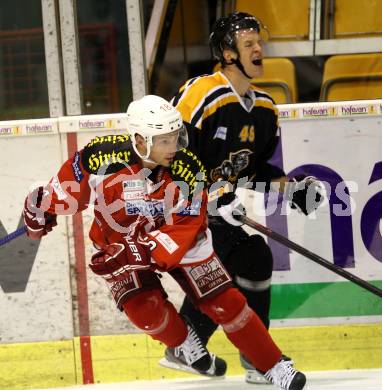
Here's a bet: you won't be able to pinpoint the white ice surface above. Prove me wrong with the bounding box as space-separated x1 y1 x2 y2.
34 369 382 390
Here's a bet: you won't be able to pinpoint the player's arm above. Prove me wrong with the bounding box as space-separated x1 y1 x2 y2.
146 148 209 270
89 151 209 281
23 150 92 239
252 119 287 192
254 122 323 215
147 191 208 270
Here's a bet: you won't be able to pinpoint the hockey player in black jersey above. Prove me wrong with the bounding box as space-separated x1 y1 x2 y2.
160 12 322 386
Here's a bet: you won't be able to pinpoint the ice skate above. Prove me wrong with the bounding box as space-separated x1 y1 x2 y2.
240 352 270 384
264 356 306 390
159 323 227 377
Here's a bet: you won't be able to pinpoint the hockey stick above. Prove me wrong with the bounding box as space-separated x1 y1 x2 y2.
239 215 382 298
0 225 28 247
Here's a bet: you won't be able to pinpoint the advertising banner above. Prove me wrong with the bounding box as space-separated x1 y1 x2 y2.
243 101 382 324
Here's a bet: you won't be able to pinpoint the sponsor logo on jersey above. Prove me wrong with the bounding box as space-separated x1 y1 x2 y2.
123 191 147 201
72 152 84 182
123 179 145 191
109 272 141 308
86 134 130 148
149 231 179 254
213 126 227 140
186 256 231 297
176 200 202 216
87 150 131 173
125 200 164 217
211 149 252 183
171 149 207 194
123 182 147 201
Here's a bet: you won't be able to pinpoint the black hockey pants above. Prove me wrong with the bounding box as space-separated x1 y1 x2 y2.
180 216 274 346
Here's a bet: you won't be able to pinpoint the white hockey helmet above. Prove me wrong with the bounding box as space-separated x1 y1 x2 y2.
126 95 188 160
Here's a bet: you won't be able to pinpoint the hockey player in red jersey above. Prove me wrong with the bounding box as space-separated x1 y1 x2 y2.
23 95 306 390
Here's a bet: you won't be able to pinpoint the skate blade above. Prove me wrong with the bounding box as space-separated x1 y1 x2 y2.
158 358 224 379
245 377 272 385
245 372 272 385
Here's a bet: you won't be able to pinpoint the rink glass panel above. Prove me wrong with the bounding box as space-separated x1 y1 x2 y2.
0 0 49 120
76 0 133 114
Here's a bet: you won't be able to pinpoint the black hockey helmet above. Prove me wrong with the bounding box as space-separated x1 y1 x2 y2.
210 12 267 64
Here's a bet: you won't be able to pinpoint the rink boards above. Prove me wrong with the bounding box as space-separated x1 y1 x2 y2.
0 100 382 389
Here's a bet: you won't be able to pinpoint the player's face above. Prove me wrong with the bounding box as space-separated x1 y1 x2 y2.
149 131 179 167
235 29 264 78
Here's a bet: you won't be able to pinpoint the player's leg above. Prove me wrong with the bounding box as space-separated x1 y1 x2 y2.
178 218 246 345
171 253 278 371
222 230 275 383
171 255 306 390
198 286 306 390
179 218 274 382
179 295 218 345
110 269 213 373
180 220 272 337
162 296 226 377
210 218 273 329
159 260 229 377
177 220 273 381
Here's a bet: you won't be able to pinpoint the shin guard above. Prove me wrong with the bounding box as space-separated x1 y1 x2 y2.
122 289 187 347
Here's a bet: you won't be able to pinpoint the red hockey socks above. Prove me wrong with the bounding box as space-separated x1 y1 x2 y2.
199 287 281 372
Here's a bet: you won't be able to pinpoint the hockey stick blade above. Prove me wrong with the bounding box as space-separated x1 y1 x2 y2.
239 215 382 298
0 225 28 247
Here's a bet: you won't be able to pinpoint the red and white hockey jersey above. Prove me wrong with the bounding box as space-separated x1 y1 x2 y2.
43 133 213 270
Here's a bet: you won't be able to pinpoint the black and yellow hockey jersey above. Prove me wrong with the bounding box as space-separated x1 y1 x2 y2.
172 71 285 190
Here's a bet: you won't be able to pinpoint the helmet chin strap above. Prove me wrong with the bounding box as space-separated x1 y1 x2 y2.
132 139 159 165
231 57 252 79
141 156 158 165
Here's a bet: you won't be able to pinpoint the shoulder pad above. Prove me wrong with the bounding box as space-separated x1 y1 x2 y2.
251 87 277 106
186 74 226 96
81 134 137 174
170 148 207 198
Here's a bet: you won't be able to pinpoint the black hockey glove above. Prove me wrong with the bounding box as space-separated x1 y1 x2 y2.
286 175 323 215
216 191 246 226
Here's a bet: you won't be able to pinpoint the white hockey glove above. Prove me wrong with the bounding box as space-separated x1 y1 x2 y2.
217 194 246 226
286 175 324 215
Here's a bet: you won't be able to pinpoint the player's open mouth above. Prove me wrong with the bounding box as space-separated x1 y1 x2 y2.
252 59 263 66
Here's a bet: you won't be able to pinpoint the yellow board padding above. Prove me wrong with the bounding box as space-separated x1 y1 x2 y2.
1 324 381 389
88 323 382 383
0 339 76 390
268 323 382 372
